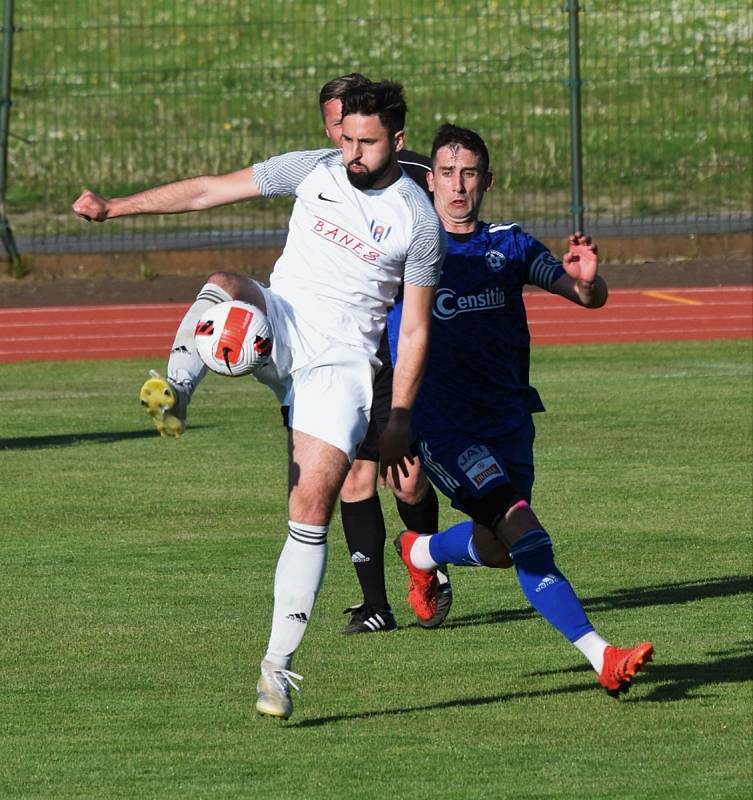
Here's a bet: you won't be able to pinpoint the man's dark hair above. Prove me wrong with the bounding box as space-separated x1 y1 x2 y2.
431 123 491 174
340 80 407 135
318 73 370 110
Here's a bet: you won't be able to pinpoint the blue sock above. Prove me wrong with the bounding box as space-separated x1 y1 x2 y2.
509 529 593 642
428 520 483 567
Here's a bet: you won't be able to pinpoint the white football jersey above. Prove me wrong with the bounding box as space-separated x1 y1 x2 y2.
253 148 445 359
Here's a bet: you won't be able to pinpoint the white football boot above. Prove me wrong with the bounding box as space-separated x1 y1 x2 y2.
255 659 303 720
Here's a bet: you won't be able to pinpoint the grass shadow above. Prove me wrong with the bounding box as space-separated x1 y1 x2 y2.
287 682 595 728
290 642 753 728
529 642 753 703
0 427 208 450
438 575 753 630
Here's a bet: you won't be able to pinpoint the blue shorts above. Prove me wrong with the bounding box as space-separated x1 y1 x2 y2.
416 419 536 518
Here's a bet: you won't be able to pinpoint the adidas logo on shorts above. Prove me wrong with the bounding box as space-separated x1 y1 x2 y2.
351 551 370 563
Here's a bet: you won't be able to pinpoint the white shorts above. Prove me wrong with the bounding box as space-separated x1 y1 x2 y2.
255 285 374 461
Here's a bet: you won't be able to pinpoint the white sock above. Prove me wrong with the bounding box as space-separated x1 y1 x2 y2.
265 522 328 669
166 282 232 391
573 630 610 673
410 534 439 570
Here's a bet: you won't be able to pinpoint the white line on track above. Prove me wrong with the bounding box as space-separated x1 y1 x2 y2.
0 333 175 344
0 303 188 315
1 317 183 330
529 313 752 327
533 327 751 340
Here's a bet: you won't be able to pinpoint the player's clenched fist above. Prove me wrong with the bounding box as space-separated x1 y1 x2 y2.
72 189 110 222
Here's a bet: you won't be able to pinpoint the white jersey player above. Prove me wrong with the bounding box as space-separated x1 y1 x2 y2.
72 80 445 721
251 146 443 458
257 147 440 364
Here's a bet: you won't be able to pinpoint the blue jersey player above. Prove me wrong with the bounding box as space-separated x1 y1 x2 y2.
390 124 653 697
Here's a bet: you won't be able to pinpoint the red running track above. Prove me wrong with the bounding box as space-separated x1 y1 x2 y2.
0 285 750 364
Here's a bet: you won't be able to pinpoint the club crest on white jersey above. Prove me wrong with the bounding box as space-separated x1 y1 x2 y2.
369 219 393 243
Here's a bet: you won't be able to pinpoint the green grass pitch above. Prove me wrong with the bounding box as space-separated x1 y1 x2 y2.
1 339 751 798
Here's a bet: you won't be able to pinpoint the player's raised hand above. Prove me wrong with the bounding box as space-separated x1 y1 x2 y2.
562 231 598 284
72 189 110 222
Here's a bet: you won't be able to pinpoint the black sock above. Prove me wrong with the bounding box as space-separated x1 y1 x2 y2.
340 495 389 610
395 483 439 533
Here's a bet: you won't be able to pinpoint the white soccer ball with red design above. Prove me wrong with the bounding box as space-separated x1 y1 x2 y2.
194 301 273 376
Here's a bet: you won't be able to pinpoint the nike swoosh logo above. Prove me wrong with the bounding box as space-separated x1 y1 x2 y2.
317 192 340 203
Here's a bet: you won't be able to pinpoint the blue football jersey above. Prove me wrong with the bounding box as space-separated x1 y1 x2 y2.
387 221 566 439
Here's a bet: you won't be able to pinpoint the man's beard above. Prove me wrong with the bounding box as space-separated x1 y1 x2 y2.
346 157 392 190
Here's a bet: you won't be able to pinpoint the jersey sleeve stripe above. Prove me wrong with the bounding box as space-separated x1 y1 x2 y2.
399 183 446 286
488 222 520 233
528 251 564 291
253 148 338 198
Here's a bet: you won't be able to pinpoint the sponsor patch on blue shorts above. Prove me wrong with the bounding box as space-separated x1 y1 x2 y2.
417 421 535 513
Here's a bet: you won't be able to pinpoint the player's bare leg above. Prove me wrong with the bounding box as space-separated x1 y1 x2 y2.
287 429 350 525
256 430 351 719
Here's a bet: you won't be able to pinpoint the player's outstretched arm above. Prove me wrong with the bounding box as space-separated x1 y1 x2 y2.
379 282 435 489
552 231 608 308
72 167 260 222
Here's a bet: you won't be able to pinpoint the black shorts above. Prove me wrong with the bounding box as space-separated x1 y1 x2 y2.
278 331 393 462
354 331 393 462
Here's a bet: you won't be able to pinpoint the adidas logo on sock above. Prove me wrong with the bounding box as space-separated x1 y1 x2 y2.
351 551 370 563
535 573 560 593
286 612 309 623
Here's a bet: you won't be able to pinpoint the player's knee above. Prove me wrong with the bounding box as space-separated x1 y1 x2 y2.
340 459 378 502
466 484 541 554
491 499 543 551
290 488 336 526
206 272 265 309
472 523 514 568
206 271 239 294
470 484 527 533
388 462 428 505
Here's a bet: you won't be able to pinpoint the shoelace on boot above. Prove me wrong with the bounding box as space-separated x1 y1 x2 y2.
267 668 304 695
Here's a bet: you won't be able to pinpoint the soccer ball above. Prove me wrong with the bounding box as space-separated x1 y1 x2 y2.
194 300 273 376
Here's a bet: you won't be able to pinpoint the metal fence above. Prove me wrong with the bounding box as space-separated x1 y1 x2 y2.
2 0 751 259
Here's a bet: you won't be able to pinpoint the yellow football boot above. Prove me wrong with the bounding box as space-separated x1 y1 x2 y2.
139 370 187 438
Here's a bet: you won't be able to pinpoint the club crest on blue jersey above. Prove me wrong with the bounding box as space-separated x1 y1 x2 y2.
369 219 392 243
485 249 507 272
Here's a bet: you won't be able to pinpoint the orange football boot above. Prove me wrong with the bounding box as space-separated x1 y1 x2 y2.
599 642 654 697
